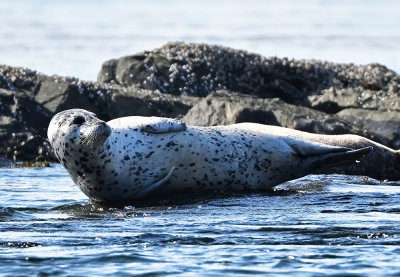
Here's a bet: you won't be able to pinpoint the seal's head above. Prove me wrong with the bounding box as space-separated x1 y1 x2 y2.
47 109 111 162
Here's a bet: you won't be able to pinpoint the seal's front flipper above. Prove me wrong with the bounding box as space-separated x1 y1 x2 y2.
302 146 372 173
135 166 175 199
141 118 187 134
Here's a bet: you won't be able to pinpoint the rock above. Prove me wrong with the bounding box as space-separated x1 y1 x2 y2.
109 87 198 119
308 87 400 114
0 86 55 161
0 157 14 167
98 42 400 106
183 90 387 145
337 108 400 148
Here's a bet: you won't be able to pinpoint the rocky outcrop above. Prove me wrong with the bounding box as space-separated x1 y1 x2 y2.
98 41 400 104
1 41 400 162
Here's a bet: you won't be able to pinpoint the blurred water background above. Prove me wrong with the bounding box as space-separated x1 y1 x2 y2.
1 0 400 276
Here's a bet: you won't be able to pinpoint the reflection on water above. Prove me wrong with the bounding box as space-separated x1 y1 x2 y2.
1 164 400 275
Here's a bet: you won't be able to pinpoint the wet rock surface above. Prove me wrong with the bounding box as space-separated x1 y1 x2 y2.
1 41 400 162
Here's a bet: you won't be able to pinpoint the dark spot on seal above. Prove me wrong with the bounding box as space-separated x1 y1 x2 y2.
124 155 130 161
145 151 155 158
254 163 262 171
166 141 177 147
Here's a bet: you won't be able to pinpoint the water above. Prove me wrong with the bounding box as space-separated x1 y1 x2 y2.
1 165 400 276
0 0 399 81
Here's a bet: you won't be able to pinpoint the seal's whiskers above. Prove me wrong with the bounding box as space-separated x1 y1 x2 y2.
77 126 103 147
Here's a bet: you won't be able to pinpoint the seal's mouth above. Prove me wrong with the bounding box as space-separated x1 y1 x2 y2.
77 122 111 148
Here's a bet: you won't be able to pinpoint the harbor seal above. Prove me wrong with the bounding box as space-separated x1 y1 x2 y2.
47 109 371 205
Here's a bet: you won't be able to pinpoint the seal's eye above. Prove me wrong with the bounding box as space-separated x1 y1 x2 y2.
71 116 86 126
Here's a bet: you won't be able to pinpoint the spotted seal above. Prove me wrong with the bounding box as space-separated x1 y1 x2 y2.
47 109 371 205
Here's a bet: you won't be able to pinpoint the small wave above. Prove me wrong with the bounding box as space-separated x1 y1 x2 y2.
276 174 400 195
0 206 43 221
163 236 216 245
51 202 125 218
83 253 163 264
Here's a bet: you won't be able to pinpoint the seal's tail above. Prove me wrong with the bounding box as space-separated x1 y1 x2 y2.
301 146 373 173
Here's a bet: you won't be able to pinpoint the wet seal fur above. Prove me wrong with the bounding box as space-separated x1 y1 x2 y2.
48 109 372 206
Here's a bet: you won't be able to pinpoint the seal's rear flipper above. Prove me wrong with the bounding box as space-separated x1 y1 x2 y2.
302 146 373 173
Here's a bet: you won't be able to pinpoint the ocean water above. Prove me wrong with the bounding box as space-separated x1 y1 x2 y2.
2 0 400 276
1 165 400 276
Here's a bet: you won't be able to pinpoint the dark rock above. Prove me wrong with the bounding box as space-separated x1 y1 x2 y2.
109 87 198 119
337 108 400 148
308 86 400 114
0 157 14 167
0 86 54 161
98 41 400 105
